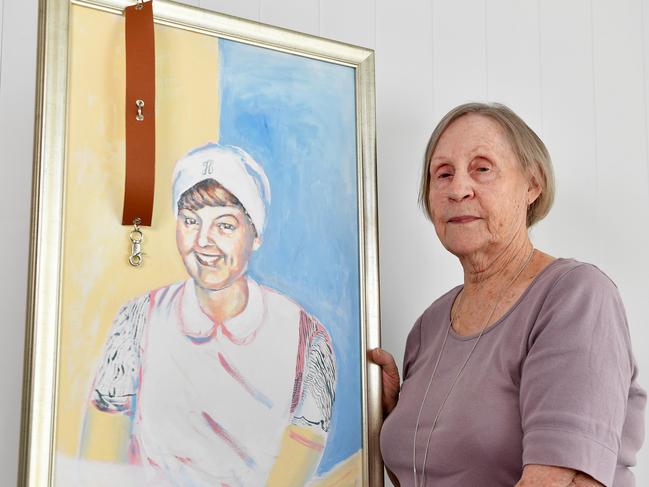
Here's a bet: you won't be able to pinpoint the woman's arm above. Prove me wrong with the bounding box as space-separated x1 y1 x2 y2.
80 295 149 461
79 407 133 461
272 311 335 484
515 465 603 486
518 265 637 487
266 424 325 486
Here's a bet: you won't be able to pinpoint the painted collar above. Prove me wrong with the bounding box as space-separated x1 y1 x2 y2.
179 277 265 346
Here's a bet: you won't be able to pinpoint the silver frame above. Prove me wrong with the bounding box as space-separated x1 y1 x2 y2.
20 0 381 485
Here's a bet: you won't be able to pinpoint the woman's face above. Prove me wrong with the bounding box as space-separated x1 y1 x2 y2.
427 114 539 259
176 205 260 291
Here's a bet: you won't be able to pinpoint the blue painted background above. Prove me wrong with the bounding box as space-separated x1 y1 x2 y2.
218 39 361 475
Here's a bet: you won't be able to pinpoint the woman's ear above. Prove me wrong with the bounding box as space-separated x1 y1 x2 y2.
527 174 542 206
252 236 262 251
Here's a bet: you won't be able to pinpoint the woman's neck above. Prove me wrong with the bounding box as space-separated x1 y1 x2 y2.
451 231 547 336
459 229 534 293
195 276 249 324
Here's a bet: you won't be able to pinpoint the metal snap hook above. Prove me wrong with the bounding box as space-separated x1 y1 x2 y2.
129 252 143 267
129 218 144 267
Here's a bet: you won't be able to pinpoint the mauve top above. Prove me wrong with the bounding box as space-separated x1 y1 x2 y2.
380 259 646 487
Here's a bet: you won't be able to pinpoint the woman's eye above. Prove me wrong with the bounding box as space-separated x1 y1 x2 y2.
184 217 197 225
218 222 236 232
438 172 452 179
477 166 490 173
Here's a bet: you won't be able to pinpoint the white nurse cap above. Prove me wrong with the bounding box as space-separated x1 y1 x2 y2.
171 143 271 236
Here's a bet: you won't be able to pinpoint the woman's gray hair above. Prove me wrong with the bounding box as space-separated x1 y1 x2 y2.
418 102 555 227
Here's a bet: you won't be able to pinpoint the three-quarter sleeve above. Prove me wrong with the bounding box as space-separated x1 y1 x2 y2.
290 310 336 433
520 264 636 487
92 294 149 414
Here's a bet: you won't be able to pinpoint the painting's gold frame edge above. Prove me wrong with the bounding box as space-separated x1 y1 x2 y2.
21 1 381 486
356 52 383 487
72 0 374 67
19 0 69 485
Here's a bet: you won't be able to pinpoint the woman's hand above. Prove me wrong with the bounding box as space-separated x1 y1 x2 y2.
514 465 603 486
370 348 401 416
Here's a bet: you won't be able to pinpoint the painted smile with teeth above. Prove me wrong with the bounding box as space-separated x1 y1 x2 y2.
195 253 224 267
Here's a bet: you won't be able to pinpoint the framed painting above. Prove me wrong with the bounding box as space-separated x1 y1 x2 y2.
19 0 381 486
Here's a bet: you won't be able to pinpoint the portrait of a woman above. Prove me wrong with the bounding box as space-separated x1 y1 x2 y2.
84 143 336 487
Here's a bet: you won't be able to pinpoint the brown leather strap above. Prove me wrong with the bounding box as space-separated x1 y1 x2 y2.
122 0 156 226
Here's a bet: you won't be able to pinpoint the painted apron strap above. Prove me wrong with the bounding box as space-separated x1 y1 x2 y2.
122 0 156 227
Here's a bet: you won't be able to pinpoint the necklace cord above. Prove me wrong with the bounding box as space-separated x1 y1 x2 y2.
413 247 535 487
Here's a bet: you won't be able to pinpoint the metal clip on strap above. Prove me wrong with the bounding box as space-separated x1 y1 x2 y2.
129 218 144 267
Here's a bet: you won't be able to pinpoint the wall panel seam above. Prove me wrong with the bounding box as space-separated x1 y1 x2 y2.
372 0 376 50
641 0 649 193
536 0 543 131
484 0 488 100
430 0 435 117
588 0 601 263
0 0 5 95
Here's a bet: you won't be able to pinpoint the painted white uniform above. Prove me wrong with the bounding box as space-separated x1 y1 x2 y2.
92 277 335 487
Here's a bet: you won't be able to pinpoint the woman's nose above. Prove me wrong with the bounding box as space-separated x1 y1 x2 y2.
196 223 214 247
447 172 475 202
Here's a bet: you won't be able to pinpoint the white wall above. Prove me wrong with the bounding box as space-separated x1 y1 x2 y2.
1 0 647 485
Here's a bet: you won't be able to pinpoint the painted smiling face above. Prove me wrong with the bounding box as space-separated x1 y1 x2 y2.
176 180 260 291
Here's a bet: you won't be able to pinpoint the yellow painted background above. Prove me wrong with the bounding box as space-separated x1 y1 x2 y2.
56 4 220 456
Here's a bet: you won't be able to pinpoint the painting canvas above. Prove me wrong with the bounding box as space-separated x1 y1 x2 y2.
20 1 380 486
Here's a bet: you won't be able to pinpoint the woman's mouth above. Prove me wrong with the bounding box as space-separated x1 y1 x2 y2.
195 253 224 267
448 216 480 224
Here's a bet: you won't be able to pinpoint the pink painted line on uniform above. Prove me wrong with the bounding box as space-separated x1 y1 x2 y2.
217 352 273 409
219 322 259 346
175 455 192 464
202 411 257 469
288 430 324 452
291 311 310 413
147 289 158 322
128 436 142 465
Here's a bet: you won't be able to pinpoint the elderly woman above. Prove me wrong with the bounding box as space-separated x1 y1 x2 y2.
374 103 646 487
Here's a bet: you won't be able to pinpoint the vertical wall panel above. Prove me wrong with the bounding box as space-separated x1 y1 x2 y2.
533 0 600 264
432 0 487 118
592 2 649 480
259 0 319 36
375 0 453 385
200 0 260 21
592 0 648 276
320 0 374 48
485 0 542 129
0 0 37 481
0 0 4 93
641 2 649 198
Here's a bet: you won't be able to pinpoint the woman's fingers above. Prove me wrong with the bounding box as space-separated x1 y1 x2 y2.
371 348 401 416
